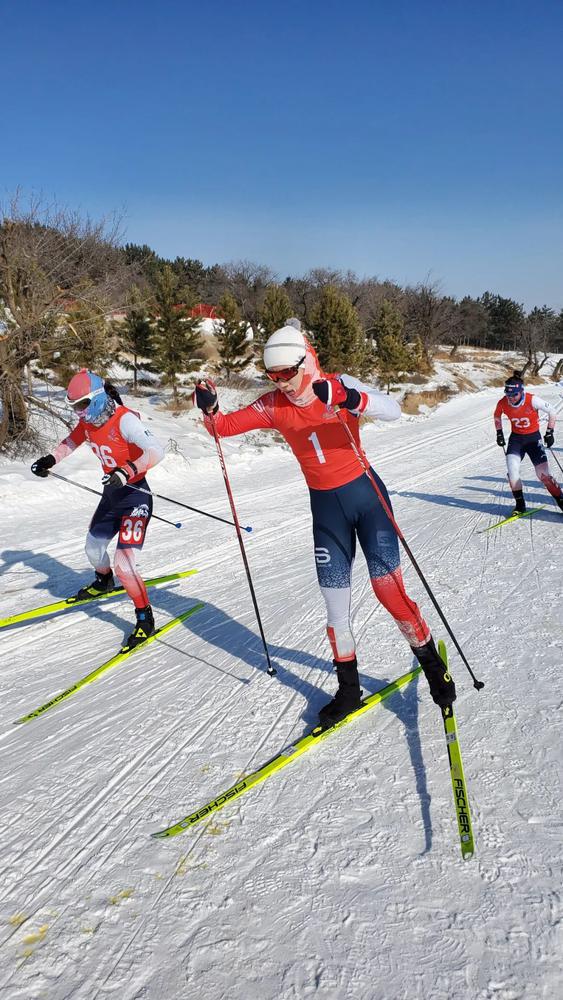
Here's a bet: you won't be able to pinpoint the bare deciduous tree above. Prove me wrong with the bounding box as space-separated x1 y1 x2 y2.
0 193 131 451
223 260 277 328
404 279 457 370
520 307 557 376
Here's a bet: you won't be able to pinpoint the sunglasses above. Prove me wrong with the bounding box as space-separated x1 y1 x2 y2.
66 386 104 411
69 397 92 411
504 387 522 396
265 359 305 383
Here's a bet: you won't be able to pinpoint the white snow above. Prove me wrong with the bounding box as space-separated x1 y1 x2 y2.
1 376 562 999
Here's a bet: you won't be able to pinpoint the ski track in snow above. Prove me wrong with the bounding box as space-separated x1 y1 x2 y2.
1 386 562 999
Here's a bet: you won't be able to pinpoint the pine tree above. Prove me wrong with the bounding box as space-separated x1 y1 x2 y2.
372 300 412 393
479 293 524 351
151 266 203 405
120 285 154 392
309 285 366 373
410 335 427 374
216 292 251 376
259 285 292 341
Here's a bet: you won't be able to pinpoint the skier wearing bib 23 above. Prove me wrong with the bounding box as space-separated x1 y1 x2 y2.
195 323 455 727
31 369 165 649
494 372 563 516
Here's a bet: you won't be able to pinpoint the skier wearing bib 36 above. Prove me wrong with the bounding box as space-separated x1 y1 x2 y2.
31 369 165 649
194 322 455 727
494 372 563 515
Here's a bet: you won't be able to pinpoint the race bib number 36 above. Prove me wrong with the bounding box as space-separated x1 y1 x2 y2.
119 515 148 546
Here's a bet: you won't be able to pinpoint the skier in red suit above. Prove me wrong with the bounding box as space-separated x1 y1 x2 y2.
494 372 562 515
195 322 455 726
31 369 165 648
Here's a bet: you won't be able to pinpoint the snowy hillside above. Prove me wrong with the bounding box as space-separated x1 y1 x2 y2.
1 371 562 999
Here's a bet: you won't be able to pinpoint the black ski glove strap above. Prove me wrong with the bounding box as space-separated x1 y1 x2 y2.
195 380 218 413
31 454 56 477
496 430 505 447
544 428 554 448
312 379 362 410
102 467 130 489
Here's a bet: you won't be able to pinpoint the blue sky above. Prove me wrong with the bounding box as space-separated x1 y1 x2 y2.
2 0 562 309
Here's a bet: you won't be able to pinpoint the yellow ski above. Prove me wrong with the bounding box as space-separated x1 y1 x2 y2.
438 640 476 860
14 603 204 725
152 665 422 839
478 506 546 534
1 569 198 630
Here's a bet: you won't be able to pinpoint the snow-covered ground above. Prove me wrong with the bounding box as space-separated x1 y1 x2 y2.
1 377 562 999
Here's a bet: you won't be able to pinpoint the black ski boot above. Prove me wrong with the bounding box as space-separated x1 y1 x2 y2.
413 636 456 709
122 605 155 651
75 570 115 601
318 658 362 729
511 489 526 516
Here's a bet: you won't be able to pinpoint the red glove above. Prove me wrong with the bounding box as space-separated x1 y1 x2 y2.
313 377 363 410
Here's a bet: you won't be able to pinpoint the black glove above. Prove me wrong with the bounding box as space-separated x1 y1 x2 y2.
544 428 554 448
496 430 506 447
31 454 56 478
312 376 362 410
194 379 218 414
102 467 130 490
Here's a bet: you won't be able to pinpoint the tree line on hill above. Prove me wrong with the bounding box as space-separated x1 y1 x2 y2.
1 195 562 452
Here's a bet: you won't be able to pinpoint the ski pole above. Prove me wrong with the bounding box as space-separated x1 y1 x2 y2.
334 410 484 691
547 444 563 477
208 414 276 677
47 471 182 529
123 482 252 532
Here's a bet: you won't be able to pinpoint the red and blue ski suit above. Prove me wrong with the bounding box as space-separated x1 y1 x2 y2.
52 406 164 607
204 351 431 662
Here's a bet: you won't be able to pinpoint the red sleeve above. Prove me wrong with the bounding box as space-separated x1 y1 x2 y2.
52 421 87 462
203 393 276 438
493 399 505 427
67 422 87 445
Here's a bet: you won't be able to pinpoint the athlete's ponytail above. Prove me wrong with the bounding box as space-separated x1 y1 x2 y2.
104 381 123 406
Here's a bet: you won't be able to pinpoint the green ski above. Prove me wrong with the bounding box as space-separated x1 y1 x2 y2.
0 569 198 630
152 664 422 839
438 640 476 860
14 602 204 725
478 505 546 534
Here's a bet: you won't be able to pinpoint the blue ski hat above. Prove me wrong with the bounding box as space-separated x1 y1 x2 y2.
504 372 524 401
66 369 111 425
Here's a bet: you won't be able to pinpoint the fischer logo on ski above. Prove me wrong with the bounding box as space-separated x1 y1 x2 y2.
453 779 471 839
438 640 476 860
179 782 249 827
151 665 422 840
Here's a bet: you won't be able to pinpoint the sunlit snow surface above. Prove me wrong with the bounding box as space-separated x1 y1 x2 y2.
0 381 562 999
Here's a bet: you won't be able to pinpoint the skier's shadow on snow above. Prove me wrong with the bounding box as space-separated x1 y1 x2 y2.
380 671 432 855
0 549 132 636
0 549 328 677
398 484 561 523
2 548 433 849
169 600 433 851
0 548 206 641
165 598 329 678
295 659 432 855
364 669 432 856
